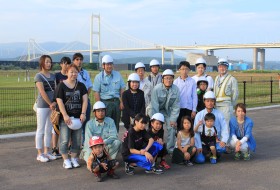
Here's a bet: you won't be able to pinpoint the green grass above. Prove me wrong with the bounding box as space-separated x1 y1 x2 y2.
0 70 280 134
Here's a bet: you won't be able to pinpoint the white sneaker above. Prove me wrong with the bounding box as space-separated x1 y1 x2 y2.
45 153 57 160
71 157 80 168
63 159 72 169
37 154 49 162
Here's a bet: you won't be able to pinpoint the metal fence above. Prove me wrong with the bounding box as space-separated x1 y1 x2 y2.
0 80 280 134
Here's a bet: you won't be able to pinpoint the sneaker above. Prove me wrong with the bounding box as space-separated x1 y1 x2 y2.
45 152 57 160
71 158 80 168
210 157 217 164
37 154 49 162
160 160 171 169
94 172 102 182
145 166 164 174
184 160 193 166
125 162 134 175
107 170 120 179
234 152 241 160
243 152 251 161
52 148 62 159
63 159 72 169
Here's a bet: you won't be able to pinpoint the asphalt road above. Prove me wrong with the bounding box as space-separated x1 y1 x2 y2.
1 107 280 190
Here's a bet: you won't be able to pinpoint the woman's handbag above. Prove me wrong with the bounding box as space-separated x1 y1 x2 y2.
33 100 37 112
50 109 60 125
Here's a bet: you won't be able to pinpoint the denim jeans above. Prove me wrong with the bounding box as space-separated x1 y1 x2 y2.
82 99 91 145
59 120 82 154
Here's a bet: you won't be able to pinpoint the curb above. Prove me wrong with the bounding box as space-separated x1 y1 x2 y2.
0 106 279 140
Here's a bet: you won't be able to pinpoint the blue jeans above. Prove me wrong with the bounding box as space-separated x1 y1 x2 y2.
82 99 91 145
59 120 82 154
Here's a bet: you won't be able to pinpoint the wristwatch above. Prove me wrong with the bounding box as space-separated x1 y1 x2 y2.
81 113 86 115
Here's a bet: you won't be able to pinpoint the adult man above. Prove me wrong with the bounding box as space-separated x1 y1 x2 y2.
93 55 126 132
194 91 229 162
72 53 93 144
192 58 214 91
214 58 239 125
134 62 152 114
173 61 197 129
150 69 180 153
147 59 162 88
81 101 121 162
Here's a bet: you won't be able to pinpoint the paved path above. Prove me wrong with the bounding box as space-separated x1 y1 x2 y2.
1 107 280 190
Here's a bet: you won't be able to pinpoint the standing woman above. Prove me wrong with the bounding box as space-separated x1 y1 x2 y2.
34 55 57 162
122 73 145 130
56 64 88 169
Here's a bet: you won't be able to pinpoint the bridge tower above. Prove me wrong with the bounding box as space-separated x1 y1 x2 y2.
253 48 265 70
90 14 101 65
27 39 36 61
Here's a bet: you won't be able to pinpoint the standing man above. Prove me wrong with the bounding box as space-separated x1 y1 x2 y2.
72 53 92 145
192 58 214 91
81 101 121 161
214 58 239 126
134 62 152 114
150 69 180 154
147 59 162 88
93 55 126 132
194 91 229 163
173 61 197 129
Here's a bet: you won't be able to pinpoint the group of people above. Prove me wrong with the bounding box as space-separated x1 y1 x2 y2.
34 53 256 182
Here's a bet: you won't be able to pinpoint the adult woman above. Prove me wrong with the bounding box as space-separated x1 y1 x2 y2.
34 55 57 162
229 103 256 160
56 64 88 169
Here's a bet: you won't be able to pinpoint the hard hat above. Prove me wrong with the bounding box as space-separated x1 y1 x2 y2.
216 142 226 153
93 101 106 111
195 153 205 164
102 55 113 64
195 58 207 67
217 58 229 67
67 117 82 130
203 91 216 100
149 59 160 67
89 136 104 147
135 62 146 70
197 76 209 86
162 69 174 77
151 113 165 123
128 73 140 82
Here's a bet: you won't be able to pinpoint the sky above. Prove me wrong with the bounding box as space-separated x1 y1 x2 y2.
1 0 280 61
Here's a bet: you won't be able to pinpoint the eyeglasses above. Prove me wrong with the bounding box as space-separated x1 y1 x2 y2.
163 77 173 81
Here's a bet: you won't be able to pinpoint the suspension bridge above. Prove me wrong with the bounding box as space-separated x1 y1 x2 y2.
22 14 280 70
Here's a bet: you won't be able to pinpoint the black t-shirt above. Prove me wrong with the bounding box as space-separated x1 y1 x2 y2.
122 127 151 160
55 72 68 84
56 81 87 118
147 128 164 141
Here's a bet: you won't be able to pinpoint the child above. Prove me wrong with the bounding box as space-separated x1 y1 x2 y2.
121 113 163 175
194 113 218 164
196 77 209 112
147 113 170 169
229 103 256 161
172 116 196 166
87 136 119 182
122 73 145 130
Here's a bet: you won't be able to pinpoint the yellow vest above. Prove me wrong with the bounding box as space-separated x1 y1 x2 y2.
214 74 232 102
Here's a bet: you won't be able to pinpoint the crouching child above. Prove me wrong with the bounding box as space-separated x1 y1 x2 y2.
87 136 119 182
122 113 164 175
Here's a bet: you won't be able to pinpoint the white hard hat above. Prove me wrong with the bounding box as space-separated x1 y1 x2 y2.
217 58 229 67
162 69 174 77
203 91 216 100
67 117 82 130
197 76 209 86
128 73 140 82
102 55 113 64
195 58 207 67
93 101 106 111
135 62 146 70
149 59 160 67
151 113 165 123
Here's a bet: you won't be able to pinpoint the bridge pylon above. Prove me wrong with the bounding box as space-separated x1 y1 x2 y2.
90 14 101 65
